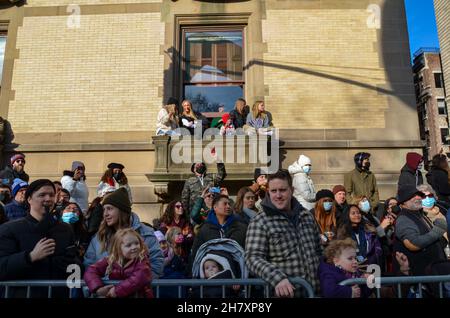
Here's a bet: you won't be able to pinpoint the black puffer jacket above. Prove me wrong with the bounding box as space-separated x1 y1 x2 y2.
426 167 450 202
0 165 29 186
398 164 423 189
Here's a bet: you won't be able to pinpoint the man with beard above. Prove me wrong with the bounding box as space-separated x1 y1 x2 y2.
0 153 29 187
394 185 448 276
5 178 28 221
0 179 80 297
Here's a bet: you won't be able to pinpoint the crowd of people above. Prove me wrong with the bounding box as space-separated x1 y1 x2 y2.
0 123 450 298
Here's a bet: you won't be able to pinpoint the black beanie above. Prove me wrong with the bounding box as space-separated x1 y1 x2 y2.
354 152 370 168
166 97 179 107
254 168 266 182
25 179 56 200
315 189 334 202
102 187 131 214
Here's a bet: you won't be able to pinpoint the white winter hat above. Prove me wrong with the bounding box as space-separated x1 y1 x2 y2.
297 154 312 167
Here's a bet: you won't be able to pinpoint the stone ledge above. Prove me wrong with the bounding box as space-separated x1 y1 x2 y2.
16 142 155 152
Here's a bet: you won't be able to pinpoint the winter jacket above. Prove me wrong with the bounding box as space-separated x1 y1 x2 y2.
0 213 80 297
181 163 227 213
398 164 423 189
394 208 447 276
245 196 323 294
159 218 194 258
229 108 249 129
0 165 29 186
350 226 382 266
84 257 153 298
190 211 247 264
97 180 133 204
344 168 379 209
4 200 28 221
318 259 371 298
190 197 211 225
288 161 316 210
426 167 450 202
246 111 273 129
83 212 164 278
156 107 179 135
61 173 89 214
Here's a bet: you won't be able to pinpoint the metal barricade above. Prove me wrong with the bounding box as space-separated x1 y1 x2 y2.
0 277 315 298
339 275 450 298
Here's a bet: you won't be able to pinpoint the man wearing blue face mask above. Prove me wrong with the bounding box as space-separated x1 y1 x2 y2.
344 152 379 214
288 154 316 210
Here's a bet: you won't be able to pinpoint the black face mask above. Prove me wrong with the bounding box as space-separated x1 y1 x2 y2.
0 192 11 204
391 205 401 215
196 164 207 175
362 162 371 171
113 172 123 181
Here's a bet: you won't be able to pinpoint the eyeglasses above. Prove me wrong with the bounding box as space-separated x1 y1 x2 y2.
15 160 25 164
205 194 214 198
175 205 183 208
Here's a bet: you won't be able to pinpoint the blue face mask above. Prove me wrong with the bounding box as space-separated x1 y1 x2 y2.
360 200 371 213
422 197 436 208
62 212 79 224
302 166 311 174
323 202 333 211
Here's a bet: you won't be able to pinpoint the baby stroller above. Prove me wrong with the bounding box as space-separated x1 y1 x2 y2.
191 238 248 298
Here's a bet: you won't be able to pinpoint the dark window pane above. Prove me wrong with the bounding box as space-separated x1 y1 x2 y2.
435 73 443 88
438 99 447 115
441 128 449 145
185 85 243 113
185 31 243 82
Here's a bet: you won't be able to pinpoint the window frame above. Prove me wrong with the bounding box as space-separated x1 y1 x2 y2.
180 24 246 117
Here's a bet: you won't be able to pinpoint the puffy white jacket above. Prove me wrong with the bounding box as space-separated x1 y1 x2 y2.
288 161 316 210
61 175 90 214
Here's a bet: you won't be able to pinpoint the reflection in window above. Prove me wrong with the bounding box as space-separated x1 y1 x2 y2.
0 36 6 85
183 29 244 113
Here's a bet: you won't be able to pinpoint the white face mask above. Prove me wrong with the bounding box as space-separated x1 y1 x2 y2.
417 163 424 170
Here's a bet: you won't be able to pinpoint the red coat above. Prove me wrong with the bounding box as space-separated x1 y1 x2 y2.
84 257 153 298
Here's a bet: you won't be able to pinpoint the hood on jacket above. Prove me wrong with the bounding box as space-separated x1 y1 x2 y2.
288 155 311 174
406 152 423 171
199 253 234 279
206 209 236 231
131 212 154 237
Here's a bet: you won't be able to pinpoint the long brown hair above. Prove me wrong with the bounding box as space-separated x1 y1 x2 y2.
106 228 148 275
161 200 188 225
97 208 131 253
251 101 266 120
100 168 128 185
314 197 337 234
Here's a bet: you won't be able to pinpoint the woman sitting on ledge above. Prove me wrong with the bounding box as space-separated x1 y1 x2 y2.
244 101 274 136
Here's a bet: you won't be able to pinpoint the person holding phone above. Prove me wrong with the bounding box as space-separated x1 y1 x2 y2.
61 161 89 214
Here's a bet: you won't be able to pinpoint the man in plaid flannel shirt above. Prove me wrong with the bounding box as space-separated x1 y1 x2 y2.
245 170 323 297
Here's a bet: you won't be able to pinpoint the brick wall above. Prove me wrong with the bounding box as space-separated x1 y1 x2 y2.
8 12 164 133
262 9 389 129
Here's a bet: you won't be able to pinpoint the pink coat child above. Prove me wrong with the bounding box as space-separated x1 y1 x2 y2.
219 113 235 136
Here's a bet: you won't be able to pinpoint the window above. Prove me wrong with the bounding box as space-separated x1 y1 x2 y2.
0 31 6 88
182 28 244 114
438 99 447 115
435 73 444 89
441 128 449 145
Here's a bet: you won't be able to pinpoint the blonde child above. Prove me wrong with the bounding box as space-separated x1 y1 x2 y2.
84 228 153 298
318 238 371 298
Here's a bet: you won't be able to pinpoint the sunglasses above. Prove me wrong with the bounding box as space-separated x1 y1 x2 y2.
15 160 25 164
175 204 183 208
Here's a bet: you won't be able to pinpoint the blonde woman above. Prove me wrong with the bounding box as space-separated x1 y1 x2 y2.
156 103 179 136
179 99 207 135
244 101 273 135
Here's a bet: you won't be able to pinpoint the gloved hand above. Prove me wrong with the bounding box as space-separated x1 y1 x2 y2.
433 218 448 232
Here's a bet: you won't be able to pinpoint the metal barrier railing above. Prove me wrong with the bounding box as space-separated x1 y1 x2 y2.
339 275 450 298
0 277 315 299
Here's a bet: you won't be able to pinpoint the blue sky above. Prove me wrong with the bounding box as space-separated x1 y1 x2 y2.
404 0 440 58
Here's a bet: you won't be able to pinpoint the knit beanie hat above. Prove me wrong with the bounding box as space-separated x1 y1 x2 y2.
12 178 28 197
332 185 346 195
102 187 131 214
10 153 25 165
71 161 85 172
315 189 334 202
254 168 268 182
354 152 370 168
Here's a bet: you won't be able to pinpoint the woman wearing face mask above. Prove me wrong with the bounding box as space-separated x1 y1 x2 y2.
97 163 132 204
313 189 338 245
354 196 392 240
417 185 447 227
288 154 316 210
337 205 382 267
60 202 90 258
